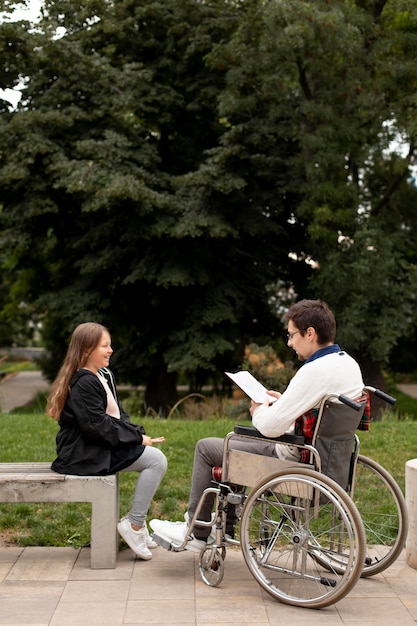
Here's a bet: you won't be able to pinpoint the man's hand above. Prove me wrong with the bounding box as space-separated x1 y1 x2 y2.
250 390 281 415
266 390 281 401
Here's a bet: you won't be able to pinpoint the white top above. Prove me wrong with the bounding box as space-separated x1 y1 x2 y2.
97 372 120 419
252 351 364 460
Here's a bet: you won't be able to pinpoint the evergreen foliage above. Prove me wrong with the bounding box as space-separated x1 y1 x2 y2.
1 0 417 410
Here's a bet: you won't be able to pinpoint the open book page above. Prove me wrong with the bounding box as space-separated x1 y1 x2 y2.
225 371 278 404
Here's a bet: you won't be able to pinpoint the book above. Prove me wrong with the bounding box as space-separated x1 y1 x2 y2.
225 370 277 404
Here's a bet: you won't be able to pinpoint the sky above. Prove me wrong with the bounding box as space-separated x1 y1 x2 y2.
8 0 42 21
0 1 43 107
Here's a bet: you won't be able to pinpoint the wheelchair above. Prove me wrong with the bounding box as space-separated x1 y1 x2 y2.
152 386 407 609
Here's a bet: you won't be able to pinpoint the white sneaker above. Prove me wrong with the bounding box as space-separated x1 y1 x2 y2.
117 518 152 560
144 526 158 549
184 511 216 541
149 519 208 553
119 516 157 549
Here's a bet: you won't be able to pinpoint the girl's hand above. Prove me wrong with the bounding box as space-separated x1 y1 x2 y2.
142 435 165 446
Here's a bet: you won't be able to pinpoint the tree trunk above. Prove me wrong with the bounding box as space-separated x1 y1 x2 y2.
145 367 178 417
355 354 389 420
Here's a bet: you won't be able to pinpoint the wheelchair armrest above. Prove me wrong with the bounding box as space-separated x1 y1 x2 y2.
234 425 305 445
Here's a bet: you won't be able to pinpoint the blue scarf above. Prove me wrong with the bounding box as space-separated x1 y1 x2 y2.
305 344 342 364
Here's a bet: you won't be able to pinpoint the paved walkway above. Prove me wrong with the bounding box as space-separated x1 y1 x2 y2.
0 544 416 626
397 384 417 399
0 371 50 413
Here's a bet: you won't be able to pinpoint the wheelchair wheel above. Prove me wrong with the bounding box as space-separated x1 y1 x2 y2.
239 467 365 609
198 545 226 587
351 455 408 577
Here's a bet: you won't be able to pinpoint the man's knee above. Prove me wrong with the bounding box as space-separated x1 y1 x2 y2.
196 437 224 465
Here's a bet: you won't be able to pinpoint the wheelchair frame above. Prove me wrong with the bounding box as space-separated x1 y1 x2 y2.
152 386 407 609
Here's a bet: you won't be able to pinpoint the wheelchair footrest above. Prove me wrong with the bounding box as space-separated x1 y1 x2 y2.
150 532 185 552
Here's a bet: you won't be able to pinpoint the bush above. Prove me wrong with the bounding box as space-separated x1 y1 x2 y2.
241 343 296 392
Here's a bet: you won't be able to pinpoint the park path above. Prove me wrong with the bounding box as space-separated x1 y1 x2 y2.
397 384 417 399
0 371 50 413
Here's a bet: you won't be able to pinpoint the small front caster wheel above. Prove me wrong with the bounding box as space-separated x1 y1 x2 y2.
198 546 225 586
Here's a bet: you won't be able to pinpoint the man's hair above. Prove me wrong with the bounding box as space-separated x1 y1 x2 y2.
285 299 336 344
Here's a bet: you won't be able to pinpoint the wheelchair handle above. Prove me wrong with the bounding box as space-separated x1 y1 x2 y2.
373 388 397 405
364 385 397 405
338 394 362 411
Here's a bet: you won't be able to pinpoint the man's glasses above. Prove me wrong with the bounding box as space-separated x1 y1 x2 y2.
287 328 307 341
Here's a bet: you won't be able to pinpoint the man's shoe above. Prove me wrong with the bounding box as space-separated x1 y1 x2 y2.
149 519 209 553
117 518 152 560
144 526 158 549
184 511 217 541
119 516 158 549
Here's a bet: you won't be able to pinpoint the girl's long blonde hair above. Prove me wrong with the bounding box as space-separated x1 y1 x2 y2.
46 322 108 421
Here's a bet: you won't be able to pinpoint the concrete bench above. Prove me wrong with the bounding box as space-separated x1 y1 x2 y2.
406 459 417 569
0 463 119 569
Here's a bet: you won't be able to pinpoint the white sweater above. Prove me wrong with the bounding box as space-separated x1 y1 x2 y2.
252 351 364 460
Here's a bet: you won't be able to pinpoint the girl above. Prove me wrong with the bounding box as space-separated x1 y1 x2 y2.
47 322 167 560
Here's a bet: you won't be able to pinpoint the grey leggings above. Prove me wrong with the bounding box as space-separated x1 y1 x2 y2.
121 446 167 527
188 436 277 539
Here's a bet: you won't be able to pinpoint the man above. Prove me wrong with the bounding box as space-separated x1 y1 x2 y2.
150 299 364 552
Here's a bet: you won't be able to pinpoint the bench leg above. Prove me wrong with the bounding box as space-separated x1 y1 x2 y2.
89 475 120 569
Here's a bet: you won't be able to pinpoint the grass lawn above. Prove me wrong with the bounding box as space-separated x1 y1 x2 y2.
0 405 416 549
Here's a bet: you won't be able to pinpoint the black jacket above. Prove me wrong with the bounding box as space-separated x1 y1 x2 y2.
51 368 145 475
